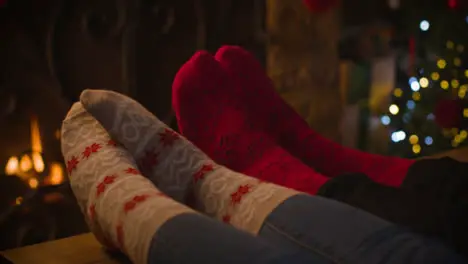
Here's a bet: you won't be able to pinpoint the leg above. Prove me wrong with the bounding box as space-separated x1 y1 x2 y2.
150 213 320 264
317 173 467 255
260 194 466 264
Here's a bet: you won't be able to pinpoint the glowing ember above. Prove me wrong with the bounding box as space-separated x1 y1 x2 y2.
47 162 65 185
15 197 23 205
28 178 39 189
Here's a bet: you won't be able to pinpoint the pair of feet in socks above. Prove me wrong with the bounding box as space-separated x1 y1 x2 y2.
173 46 415 191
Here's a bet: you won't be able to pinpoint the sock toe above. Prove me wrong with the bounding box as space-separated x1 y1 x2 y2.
215 45 266 79
172 50 229 137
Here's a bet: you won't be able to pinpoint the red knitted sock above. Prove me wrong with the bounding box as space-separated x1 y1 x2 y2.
215 46 416 187
172 51 329 194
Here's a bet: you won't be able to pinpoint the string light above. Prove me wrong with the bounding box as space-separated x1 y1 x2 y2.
389 104 400 115
459 86 467 98
410 81 420 91
381 115 391 125
412 144 421 154
391 131 406 142
394 88 403 97
387 33 468 153
409 135 419 144
419 77 429 88
447 40 455 49
424 136 433 145
420 20 430 31
461 130 468 139
463 108 468 117
406 100 416 110
437 59 447 69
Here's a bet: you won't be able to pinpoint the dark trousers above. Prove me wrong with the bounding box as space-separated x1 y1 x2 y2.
148 194 465 264
318 157 468 257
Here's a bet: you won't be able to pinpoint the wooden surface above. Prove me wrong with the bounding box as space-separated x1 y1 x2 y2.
1 233 128 264
423 146 468 163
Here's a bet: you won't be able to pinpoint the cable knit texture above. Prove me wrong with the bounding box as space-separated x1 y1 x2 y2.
80 89 300 235
61 102 193 264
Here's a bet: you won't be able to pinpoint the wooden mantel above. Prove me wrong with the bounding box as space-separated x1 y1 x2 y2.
1 233 129 264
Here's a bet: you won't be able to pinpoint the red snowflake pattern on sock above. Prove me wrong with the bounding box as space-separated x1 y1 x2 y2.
124 167 141 175
96 175 118 197
123 194 151 214
193 163 214 183
82 143 102 159
230 184 253 205
107 140 118 146
159 128 180 147
66 156 79 174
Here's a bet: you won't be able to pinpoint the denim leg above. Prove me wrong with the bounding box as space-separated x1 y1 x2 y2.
259 194 466 264
147 212 319 264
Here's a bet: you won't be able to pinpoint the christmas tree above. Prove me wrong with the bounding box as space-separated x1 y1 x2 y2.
384 0 468 158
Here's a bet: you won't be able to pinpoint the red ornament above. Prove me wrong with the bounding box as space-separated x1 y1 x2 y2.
448 0 457 9
303 0 339 13
434 98 463 129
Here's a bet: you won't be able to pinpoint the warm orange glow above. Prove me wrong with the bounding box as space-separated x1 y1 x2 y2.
5 156 19 175
19 154 33 172
47 162 64 185
28 178 39 189
30 115 42 153
31 152 45 173
44 193 64 204
15 197 23 205
55 129 61 140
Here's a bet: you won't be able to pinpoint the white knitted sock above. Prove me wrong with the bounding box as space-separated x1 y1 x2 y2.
61 102 193 264
80 89 300 235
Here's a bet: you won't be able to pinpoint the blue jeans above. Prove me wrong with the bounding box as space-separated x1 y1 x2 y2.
148 195 465 264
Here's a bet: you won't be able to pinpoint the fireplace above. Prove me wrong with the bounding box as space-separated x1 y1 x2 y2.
0 0 266 251
0 114 87 250
4 115 65 188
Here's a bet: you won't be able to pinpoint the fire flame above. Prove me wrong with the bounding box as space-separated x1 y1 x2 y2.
28 178 38 189
3 115 65 188
19 154 33 172
30 115 45 173
4 115 44 177
5 156 19 175
30 114 42 153
46 162 64 185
